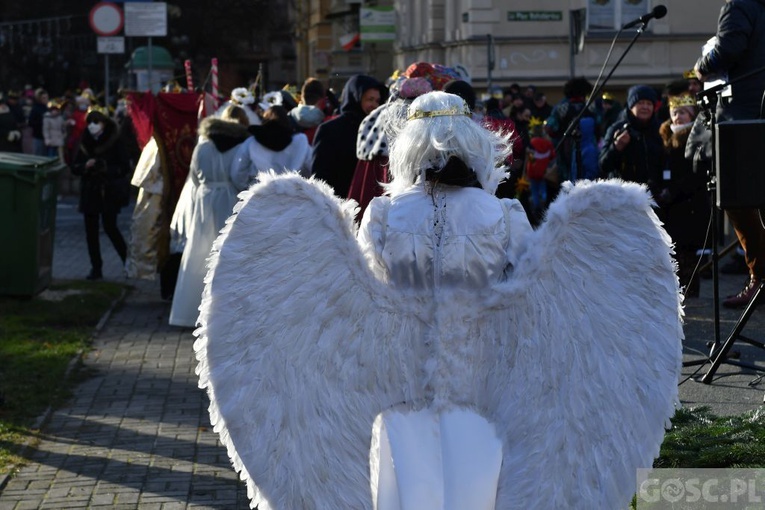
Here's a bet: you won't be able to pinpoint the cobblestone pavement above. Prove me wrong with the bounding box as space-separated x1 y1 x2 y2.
0 197 249 509
0 195 763 509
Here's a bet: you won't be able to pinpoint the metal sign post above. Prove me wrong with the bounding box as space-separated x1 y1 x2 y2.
97 37 125 108
89 2 124 107
124 2 167 93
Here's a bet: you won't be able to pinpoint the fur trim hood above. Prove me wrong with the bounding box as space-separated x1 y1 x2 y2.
199 116 250 153
660 119 691 150
79 117 120 157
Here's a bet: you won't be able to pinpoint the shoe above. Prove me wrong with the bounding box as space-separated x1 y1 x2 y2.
86 269 103 281
722 276 763 309
720 255 749 275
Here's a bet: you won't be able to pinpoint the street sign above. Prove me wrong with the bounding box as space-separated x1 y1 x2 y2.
89 2 124 36
360 7 395 42
124 2 167 37
97 36 125 54
507 11 563 22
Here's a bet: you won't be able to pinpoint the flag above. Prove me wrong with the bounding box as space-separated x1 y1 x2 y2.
339 32 360 51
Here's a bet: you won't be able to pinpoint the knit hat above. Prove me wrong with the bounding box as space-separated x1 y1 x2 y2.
626 85 657 109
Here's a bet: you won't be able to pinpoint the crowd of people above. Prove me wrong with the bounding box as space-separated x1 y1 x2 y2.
159 61 732 331
3 30 759 315
2 2 760 507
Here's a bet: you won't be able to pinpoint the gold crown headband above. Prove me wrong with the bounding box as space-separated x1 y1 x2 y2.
86 105 110 117
407 104 472 121
669 94 696 109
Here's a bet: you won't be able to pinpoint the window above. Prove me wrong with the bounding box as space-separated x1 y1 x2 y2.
588 0 650 31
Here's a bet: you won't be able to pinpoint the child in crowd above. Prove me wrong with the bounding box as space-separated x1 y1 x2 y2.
525 117 555 215
43 98 67 160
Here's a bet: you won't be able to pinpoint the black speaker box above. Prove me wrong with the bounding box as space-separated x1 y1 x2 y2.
715 119 765 208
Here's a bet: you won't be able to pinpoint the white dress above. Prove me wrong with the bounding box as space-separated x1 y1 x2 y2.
169 134 243 327
359 184 532 510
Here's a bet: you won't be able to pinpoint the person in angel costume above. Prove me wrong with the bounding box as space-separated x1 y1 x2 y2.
194 91 683 509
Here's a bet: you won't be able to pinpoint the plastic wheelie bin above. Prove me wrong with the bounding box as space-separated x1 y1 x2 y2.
0 152 66 296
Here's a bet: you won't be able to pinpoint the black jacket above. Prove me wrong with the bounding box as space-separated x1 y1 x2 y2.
311 74 386 198
598 109 664 191
72 118 131 215
696 0 765 120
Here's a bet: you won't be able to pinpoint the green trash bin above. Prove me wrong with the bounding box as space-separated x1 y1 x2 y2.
0 152 66 296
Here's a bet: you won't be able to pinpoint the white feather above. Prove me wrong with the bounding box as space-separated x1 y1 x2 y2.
194 174 683 509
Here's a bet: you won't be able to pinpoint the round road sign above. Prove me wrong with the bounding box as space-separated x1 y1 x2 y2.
89 2 124 37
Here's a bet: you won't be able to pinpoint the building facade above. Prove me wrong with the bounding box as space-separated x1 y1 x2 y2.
395 0 721 100
299 0 724 101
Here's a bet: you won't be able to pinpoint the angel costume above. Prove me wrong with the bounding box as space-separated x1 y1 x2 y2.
168 116 249 327
194 92 683 510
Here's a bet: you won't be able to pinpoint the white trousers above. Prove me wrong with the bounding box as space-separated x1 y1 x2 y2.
370 407 503 510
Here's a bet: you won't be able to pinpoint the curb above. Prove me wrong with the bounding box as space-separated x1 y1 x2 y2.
0 284 131 493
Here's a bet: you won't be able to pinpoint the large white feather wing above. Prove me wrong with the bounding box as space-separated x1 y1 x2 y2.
479 179 684 509
193 172 425 510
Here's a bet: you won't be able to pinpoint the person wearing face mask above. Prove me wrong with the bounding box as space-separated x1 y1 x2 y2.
311 74 387 198
598 85 664 194
71 107 131 280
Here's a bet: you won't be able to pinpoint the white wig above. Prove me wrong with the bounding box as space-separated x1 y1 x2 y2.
386 91 512 195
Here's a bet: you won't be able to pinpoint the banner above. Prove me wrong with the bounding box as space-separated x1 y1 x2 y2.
126 91 200 208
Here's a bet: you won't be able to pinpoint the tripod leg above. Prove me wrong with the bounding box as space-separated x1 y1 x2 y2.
701 282 765 384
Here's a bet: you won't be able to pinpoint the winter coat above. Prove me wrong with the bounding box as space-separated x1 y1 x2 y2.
598 109 664 191
71 118 131 215
695 0 765 121
43 112 66 147
571 116 599 182
311 74 387 198
545 97 600 181
658 119 709 247
28 101 48 140
0 109 22 152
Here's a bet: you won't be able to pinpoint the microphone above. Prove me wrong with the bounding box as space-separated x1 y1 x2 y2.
622 5 668 29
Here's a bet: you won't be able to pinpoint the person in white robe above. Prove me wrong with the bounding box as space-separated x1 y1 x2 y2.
168 106 250 327
229 105 312 190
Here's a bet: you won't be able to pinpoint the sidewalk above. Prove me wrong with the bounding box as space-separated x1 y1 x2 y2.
0 195 763 509
0 197 248 509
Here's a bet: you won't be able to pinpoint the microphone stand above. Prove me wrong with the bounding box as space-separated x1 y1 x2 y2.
688 65 765 383
555 20 653 180
681 88 723 372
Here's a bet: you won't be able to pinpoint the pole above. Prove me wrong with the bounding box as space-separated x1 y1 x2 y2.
105 54 110 110
148 36 153 92
569 12 576 79
184 59 194 92
486 34 494 93
211 58 219 109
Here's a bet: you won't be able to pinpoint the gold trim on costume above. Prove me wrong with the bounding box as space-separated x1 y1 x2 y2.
407 105 471 121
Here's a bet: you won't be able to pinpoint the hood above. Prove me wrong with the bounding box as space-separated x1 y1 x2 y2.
248 123 294 151
289 104 325 128
199 116 249 153
579 116 596 142
339 74 387 116
79 117 120 156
